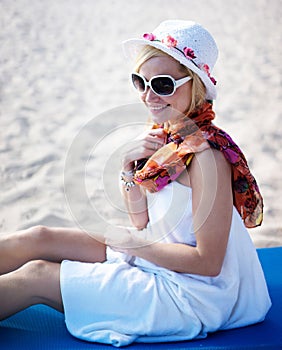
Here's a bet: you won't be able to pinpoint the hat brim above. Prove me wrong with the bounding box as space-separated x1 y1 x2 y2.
122 38 216 100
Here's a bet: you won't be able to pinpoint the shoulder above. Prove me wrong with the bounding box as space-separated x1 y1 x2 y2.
189 147 232 195
191 148 231 176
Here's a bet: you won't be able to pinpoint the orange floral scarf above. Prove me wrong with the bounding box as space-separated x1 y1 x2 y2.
134 102 263 228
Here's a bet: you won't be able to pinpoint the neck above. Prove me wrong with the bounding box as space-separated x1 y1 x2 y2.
165 102 215 140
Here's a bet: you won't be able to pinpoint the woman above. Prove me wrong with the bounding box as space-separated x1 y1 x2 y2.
0 20 271 347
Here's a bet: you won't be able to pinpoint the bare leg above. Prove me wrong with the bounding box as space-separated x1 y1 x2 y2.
0 226 106 275
0 260 62 321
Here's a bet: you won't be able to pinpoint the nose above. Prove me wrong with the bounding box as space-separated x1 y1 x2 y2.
144 86 160 103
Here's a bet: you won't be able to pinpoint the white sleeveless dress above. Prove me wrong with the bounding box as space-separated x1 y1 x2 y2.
60 181 271 347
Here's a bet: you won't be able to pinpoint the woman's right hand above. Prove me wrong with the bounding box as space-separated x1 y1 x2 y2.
122 127 167 171
120 127 166 231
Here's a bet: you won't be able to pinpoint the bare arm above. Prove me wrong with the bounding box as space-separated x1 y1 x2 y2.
120 148 233 276
121 128 166 230
120 182 148 230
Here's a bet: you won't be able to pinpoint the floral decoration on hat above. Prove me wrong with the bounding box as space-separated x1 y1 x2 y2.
161 35 178 48
143 33 156 41
142 32 217 86
199 64 217 85
183 47 196 59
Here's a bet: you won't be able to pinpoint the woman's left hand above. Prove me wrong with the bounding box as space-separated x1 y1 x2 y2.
104 225 148 255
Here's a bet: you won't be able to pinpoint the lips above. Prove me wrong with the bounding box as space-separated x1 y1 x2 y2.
147 104 170 111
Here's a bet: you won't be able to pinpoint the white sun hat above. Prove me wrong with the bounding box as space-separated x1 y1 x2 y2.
122 20 218 100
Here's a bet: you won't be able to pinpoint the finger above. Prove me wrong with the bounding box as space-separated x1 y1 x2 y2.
148 128 167 139
146 142 161 152
145 134 166 146
109 245 128 254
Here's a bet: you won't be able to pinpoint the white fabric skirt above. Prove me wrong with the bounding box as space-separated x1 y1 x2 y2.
60 257 203 347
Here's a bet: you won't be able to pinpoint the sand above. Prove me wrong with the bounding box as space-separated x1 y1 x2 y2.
1 0 281 247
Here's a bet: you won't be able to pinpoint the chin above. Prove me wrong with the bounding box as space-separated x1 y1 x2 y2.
149 106 177 124
150 113 169 124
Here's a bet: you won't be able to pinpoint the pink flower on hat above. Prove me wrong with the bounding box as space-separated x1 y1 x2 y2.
161 35 178 48
143 33 156 41
200 64 210 74
183 47 196 59
210 76 217 85
199 64 217 85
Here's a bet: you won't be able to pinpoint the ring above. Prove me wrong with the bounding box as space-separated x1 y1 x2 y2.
154 143 158 150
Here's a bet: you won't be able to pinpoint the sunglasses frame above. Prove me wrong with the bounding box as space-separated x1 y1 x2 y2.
131 72 192 97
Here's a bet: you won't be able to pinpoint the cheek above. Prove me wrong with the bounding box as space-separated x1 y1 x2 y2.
170 89 191 114
140 94 145 103
178 97 191 112
180 86 192 110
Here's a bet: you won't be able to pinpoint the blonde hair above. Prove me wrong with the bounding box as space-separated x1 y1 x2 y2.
134 45 206 115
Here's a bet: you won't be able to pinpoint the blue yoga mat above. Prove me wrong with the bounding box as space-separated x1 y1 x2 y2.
1 247 282 349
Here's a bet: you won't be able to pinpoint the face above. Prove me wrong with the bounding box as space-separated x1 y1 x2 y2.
138 55 192 124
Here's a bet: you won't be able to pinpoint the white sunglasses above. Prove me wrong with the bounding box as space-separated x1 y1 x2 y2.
131 72 192 97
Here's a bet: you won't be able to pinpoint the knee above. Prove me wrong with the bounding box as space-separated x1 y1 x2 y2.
22 259 50 278
10 225 51 253
19 260 61 307
27 225 53 246
30 225 49 237
17 260 51 295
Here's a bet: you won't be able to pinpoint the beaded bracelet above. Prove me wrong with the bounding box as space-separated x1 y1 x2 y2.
121 169 135 178
120 170 136 191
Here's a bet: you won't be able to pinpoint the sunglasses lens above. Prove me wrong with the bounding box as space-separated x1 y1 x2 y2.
132 74 145 93
151 76 174 95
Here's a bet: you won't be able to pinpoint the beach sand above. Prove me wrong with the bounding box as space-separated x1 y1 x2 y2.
1 0 281 247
